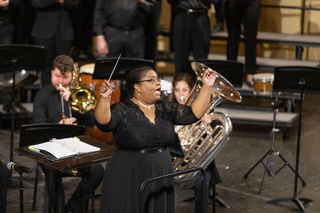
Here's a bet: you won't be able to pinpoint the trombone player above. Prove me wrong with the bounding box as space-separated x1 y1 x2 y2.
33 55 104 213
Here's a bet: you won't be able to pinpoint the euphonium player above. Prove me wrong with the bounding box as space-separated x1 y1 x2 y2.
172 73 223 213
33 55 104 213
94 66 216 213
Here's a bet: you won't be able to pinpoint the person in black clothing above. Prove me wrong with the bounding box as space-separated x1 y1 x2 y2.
13 0 35 44
225 0 261 85
167 0 213 74
144 0 162 69
72 0 95 59
33 55 104 213
0 0 20 113
212 0 224 33
171 73 222 213
94 0 153 58
0 0 18 44
0 162 10 213
94 66 216 213
31 0 79 87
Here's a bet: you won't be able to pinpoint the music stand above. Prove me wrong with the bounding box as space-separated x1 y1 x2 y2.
0 45 46 167
92 57 154 80
266 66 320 212
19 123 85 213
20 123 86 147
92 57 153 100
188 59 244 88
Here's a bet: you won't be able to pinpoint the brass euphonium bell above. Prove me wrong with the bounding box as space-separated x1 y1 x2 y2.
68 63 97 114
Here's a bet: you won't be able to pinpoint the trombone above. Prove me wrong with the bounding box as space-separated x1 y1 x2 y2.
60 63 97 124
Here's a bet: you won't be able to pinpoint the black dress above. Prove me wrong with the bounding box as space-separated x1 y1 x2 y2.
95 100 199 213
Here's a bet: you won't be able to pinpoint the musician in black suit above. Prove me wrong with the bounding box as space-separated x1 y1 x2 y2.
31 0 79 87
0 162 10 213
225 0 261 86
167 0 213 74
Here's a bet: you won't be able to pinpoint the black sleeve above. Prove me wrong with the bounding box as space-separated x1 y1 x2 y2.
74 109 95 127
94 103 121 132
33 91 48 124
93 0 107 35
169 102 199 125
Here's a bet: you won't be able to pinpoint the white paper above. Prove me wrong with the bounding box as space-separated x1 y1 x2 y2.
30 138 100 159
52 138 100 154
30 142 77 159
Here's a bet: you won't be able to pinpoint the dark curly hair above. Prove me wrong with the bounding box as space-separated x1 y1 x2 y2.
126 66 155 98
171 73 195 102
52 55 74 74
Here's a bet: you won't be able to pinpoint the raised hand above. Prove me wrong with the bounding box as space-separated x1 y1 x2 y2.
100 80 113 99
202 69 217 88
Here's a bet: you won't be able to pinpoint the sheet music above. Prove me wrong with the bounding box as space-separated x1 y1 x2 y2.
29 137 101 159
52 138 100 154
30 142 77 159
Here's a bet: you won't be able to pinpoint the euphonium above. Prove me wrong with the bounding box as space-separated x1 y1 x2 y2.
172 62 242 184
68 63 97 114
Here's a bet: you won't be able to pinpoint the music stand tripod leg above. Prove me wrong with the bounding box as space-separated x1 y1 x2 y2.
258 165 268 194
244 150 271 178
277 153 307 186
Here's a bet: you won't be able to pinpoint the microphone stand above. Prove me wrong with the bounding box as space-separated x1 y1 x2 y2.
18 171 25 213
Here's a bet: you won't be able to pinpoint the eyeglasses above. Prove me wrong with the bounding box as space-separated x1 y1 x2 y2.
139 78 162 84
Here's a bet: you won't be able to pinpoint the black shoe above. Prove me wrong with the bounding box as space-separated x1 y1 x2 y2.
72 47 81 59
84 46 95 59
246 81 253 88
212 22 224 33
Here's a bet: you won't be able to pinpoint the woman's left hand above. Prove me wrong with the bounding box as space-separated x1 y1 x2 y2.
202 69 217 88
201 114 212 125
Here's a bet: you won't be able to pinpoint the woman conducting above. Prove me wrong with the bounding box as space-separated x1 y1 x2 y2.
172 73 222 213
94 66 216 213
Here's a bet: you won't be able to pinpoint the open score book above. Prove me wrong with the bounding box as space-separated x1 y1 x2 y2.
28 137 101 160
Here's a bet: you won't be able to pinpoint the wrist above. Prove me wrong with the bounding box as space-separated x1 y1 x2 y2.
101 96 111 102
97 35 105 41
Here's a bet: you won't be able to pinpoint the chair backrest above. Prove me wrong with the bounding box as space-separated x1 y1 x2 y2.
188 59 244 88
274 66 320 94
19 123 86 147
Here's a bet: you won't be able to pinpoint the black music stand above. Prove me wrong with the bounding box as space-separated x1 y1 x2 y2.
189 59 244 88
266 66 320 212
92 57 153 100
0 45 46 168
19 124 86 212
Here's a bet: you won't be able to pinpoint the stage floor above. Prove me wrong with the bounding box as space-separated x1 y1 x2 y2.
1 94 320 213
